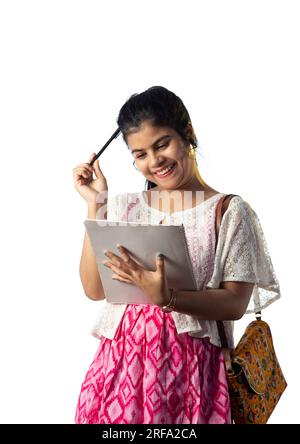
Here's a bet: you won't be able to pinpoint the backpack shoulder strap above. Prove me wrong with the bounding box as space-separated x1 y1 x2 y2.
215 194 241 245
214 193 241 351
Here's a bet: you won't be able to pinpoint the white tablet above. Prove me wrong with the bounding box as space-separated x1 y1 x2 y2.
84 219 197 304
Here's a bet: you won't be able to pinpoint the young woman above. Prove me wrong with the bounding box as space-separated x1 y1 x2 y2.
72 86 281 424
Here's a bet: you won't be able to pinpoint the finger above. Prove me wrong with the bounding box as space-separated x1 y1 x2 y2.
104 250 122 267
103 261 132 280
116 244 131 264
110 264 132 280
74 167 92 179
111 274 132 284
77 170 90 179
88 152 97 162
73 172 88 186
104 249 132 267
117 245 144 269
92 157 105 180
156 253 165 276
76 166 93 174
74 164 94 173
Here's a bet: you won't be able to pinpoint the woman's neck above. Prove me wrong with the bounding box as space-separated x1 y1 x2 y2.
156 175 210 193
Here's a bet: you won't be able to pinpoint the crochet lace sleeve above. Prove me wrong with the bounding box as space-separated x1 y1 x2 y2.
206 196 281 314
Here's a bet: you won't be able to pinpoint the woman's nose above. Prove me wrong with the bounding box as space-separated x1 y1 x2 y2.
148 152 165 168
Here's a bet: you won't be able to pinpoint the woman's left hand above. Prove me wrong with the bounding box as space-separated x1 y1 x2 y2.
101 245 171 307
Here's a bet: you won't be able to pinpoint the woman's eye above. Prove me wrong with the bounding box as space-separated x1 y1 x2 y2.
135 143 169 159
157 143 168 149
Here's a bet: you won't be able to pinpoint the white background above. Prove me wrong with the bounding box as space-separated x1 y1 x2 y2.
0 0 298 424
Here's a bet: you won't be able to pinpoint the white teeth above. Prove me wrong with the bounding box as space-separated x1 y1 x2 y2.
156 163 175 176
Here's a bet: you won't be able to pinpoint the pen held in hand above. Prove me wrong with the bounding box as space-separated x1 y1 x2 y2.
88 128 121 166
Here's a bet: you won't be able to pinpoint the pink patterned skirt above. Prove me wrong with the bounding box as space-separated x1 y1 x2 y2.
75 304 232 424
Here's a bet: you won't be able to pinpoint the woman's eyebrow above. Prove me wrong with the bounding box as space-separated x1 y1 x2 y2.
131 135 171 154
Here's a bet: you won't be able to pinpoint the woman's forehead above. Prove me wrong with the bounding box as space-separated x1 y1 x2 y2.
127 123 176 150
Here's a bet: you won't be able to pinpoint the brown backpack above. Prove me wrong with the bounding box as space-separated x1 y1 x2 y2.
215 194 287 424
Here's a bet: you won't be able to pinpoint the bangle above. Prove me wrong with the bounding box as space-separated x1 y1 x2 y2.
161 288 177 313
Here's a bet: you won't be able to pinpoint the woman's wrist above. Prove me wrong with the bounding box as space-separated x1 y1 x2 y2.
155 288 171 307
87 203 99 219
160 288 177 312
87 201 107 219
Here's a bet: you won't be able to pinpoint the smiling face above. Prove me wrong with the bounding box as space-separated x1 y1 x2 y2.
127 120 200 191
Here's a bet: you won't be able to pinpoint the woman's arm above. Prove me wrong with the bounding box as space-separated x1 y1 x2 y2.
79 202 106 301
170 281 254 320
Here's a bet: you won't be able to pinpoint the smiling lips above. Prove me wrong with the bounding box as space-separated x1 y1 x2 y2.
154 162 177 178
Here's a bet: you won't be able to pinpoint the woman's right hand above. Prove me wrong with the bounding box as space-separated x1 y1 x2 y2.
73 152 108 205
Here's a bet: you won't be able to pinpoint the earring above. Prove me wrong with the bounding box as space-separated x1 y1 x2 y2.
186 144 196 159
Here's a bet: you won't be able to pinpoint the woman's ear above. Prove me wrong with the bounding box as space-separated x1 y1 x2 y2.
184 122 196 147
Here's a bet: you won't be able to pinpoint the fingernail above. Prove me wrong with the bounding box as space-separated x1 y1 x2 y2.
156 252 164 258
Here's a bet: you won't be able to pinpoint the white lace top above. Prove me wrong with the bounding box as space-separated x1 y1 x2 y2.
90 191 281 349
